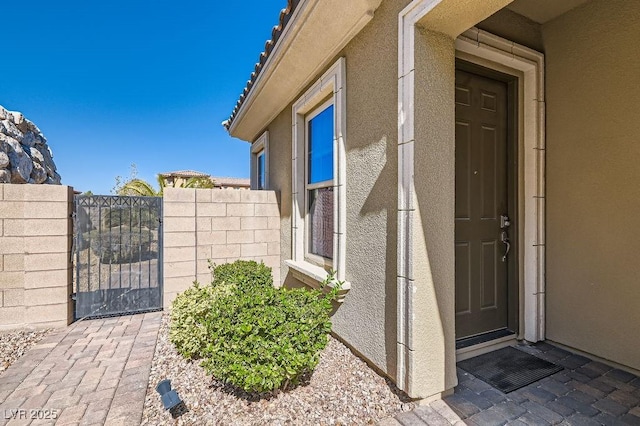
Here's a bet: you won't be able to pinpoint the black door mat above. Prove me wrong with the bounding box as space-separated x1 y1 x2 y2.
458 346 563 393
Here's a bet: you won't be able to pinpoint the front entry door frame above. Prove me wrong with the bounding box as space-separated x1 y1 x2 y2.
454 62 519 341
455 28 546 344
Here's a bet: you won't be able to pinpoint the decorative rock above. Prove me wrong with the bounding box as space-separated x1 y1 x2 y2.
0 151 8 169
10 112 24 126
0 119 23 142
29 146 44 163
9 149 33 184
35 132 46 145
46 172 61 185
30 162 47 184
22 131 38 147
40 145 57 175
15 118 42 138
0 105 60 185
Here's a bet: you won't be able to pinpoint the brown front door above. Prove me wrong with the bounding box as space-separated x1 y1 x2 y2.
455 66 516 340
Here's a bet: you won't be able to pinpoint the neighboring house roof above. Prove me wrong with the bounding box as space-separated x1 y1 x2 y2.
159 170 211 178
158 171 248 187
212 176 250 188
223 0 300 132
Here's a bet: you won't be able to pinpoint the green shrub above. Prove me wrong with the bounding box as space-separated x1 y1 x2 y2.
89 227 154 263
169 260 338 393
209 259 273 291
102 206 159 229
169 281 234 359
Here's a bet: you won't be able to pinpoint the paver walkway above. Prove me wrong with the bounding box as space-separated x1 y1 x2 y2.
382 342 640 425
0 312 161 426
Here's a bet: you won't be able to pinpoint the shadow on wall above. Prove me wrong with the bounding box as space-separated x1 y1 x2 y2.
411 27 458 395
358 135 398 380
283 133 399 381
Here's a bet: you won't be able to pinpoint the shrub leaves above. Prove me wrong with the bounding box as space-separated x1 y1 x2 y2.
169 260 336 393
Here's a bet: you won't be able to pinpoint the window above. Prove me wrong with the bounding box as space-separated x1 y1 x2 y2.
257 151 266 190
251 131 268 190
306 102 334 262
287 57 348 290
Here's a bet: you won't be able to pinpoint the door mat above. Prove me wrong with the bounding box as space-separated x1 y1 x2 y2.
456 329 516 350
458 346 563 393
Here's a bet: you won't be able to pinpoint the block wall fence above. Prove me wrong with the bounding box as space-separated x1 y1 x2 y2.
162 188 281 307
0 185 281 330
0 185 74 330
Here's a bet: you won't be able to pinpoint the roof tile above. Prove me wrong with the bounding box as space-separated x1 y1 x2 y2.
223 0 301 132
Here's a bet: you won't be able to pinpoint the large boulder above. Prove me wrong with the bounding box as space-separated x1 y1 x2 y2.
0 151 8 168
0 105 60 185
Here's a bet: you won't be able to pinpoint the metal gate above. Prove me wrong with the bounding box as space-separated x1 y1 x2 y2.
73 195 163 319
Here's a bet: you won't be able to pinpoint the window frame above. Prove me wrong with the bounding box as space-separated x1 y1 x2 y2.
257 151 265 190
304 99 335 267
250 131 269 190
287 57 347 288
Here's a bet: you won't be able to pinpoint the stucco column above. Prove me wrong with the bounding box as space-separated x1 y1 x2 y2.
407 29 457 398
397 0 514 400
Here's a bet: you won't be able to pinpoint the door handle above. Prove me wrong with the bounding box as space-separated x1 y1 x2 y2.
500 231 511 262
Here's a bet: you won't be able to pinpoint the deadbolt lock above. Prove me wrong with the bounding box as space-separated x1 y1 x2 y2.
500 214 511 229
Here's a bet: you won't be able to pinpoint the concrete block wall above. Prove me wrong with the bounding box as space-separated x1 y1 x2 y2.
0 184 73 330
163 188 281 307
0 186 282 329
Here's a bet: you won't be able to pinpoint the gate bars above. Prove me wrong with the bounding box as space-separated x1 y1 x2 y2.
72 195 163 319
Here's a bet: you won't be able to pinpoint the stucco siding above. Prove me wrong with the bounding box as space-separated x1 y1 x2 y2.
543 0 640 371
411 28 458 397
477 8 543 52
336 0 412 380
265 107 293 290
262 0 413 381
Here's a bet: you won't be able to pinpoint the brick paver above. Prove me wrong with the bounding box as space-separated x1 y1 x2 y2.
0 312 161 426
382 342 640 425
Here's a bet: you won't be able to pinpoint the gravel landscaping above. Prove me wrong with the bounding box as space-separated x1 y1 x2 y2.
0 328 52 374
142 314 415 425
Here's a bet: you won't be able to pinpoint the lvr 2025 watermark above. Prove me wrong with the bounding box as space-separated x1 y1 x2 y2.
3 409 59 420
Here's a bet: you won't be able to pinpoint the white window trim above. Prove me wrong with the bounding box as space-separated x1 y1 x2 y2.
250 131 269 190
287 57 349 293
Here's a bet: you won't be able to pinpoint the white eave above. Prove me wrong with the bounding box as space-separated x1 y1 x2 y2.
228 0 383 142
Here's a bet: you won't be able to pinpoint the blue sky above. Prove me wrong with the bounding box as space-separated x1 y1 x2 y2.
0 1 285 194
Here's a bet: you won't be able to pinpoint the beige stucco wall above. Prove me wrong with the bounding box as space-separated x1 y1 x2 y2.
265 0 413 385
409 28 459 397
264 108 293 292
543 0 640 371
337 0 411 384
477 8 543 52
163 188 281 307
0 184 73 330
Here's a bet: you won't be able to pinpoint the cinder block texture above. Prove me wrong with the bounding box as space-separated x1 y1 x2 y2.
163 188 196 202
0 185 73 329
197 203 226 217
162 189 281 305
